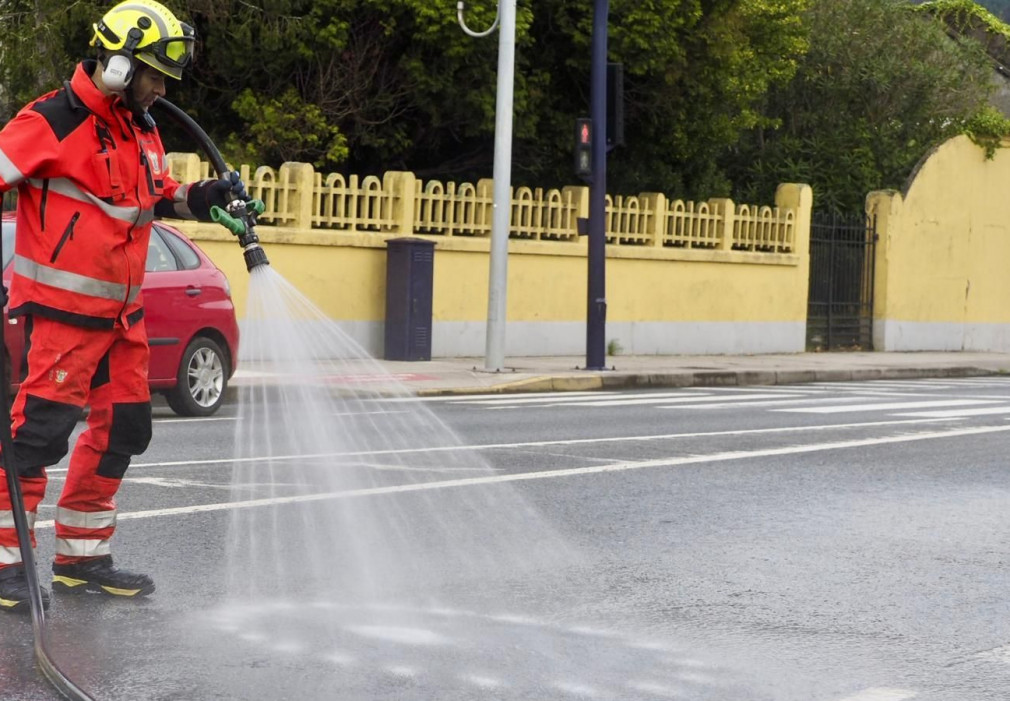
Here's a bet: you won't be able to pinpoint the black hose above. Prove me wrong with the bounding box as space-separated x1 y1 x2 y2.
0 266 94 699
152 99 270 271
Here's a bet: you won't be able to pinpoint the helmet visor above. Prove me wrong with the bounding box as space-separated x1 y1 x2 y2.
138 22 195 79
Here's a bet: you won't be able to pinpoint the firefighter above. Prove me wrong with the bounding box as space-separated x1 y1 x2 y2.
0 0 254 612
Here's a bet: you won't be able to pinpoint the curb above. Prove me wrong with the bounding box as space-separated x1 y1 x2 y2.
220 365 1006 403
412 365 1004 397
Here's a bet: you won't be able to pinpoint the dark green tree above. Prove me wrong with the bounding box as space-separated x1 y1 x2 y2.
730 0 999 212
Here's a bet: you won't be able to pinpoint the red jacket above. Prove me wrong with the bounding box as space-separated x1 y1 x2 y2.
0 61 181 328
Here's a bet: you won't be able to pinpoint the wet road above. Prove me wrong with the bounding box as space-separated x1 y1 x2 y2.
4 377 1010 700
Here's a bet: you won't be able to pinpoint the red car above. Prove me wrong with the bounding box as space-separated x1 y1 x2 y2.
1 212 239 416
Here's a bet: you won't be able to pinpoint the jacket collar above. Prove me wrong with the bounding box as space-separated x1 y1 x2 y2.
68 60 131 125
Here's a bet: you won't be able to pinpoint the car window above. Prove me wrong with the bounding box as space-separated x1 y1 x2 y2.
147 226 179 272
161 227 201 270
2 221 14 269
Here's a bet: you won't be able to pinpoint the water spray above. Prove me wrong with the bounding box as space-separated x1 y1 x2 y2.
153 98 270 272
0 273 94 700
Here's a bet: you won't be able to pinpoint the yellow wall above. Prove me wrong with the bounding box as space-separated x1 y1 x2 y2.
868 135 1010 351
170 184 812 357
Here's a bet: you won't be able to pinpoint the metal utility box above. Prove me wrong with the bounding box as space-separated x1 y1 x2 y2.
384 237 435 361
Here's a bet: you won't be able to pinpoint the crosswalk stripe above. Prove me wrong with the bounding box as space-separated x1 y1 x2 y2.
776 399 1000 414
456 391 696 406
895 406 1010 418
550 392 804 408
662 396 879 410
403 391 618 403
835 688 917 701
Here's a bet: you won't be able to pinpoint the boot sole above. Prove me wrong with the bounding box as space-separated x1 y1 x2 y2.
0 596 51 613
52 575 155 598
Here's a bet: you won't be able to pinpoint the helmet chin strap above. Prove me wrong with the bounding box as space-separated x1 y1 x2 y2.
123 86 157 132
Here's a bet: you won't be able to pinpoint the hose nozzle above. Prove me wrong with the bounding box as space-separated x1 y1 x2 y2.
210 200 271 271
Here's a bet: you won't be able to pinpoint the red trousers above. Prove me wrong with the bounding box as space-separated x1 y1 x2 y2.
0 315 152 567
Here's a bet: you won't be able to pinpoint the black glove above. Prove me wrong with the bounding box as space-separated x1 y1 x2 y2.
0 284 7 309
209 171 249 206
186 171 250 222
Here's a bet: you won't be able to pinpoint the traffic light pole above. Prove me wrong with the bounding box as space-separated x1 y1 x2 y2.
585 0 610 370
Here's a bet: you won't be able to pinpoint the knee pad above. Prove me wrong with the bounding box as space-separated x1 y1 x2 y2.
96 402 153 480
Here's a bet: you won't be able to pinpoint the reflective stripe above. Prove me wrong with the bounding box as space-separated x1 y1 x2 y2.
29 177 152 225
56 538 111 558
120 4 170 41
15 254 139 303
56 507 116 530
0 146 24 187
0 545 22 565
171 183 194 218
0 511 37 529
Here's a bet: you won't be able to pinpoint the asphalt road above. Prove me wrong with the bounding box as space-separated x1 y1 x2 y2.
4 378 1010 700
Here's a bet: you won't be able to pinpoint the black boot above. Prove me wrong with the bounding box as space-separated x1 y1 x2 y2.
52 556 155 597
0 565 51 613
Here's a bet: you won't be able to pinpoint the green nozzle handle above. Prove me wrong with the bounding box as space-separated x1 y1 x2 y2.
210 205 245 236
210 200 266 234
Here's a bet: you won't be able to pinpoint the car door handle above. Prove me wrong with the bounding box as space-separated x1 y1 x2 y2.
185 287 202 297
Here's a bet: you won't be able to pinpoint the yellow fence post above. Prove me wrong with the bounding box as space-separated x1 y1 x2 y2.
279 162 316 230
478 179 497 238
383 172 419 235
638 193 667 247
166 152 202 184
775 184 812 258
562 185 590 241
708 198 735 251
865 189 902 349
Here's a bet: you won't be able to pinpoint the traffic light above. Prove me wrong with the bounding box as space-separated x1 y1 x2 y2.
574 117 592 180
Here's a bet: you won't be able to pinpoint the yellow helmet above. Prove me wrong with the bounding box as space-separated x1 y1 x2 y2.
90 1 195 80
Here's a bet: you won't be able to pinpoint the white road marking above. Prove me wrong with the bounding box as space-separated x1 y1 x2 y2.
776 399 1000 414
551 392 805 407
400 391 620 403
834 688 917 700
40 417 952 475
896 406 1010 418
30 423 1010 529
459 392 684 406
124 477 231 489
154 416 236 424
663 397 880 410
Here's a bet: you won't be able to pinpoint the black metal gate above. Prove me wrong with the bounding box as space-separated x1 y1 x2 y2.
807 211 877 351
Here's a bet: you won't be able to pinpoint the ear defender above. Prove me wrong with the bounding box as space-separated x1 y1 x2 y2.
102 53 135 92
100 25 145 93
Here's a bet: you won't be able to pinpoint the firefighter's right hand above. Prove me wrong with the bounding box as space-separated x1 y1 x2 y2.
0 284 7 309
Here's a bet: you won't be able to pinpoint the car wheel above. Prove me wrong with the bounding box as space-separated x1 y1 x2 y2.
165 336 228 417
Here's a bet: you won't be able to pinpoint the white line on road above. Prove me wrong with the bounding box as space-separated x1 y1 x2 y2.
661 397 882 410
459 392 682 406
834 688 917 701
895 406 1010 418
42 417 951 474
397 391 621 403
551 393 805 408
30 422 1009 529
776 399 1001 413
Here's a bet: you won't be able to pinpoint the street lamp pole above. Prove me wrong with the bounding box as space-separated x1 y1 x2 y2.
459 0 516 372
585 0 609 370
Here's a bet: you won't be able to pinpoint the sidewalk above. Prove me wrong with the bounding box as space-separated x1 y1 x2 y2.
229 351 1010 397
